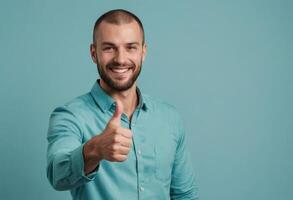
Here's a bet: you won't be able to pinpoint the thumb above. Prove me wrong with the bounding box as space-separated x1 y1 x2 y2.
110 100 123 125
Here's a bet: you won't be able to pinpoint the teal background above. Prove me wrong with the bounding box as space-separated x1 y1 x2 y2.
0 0 292 199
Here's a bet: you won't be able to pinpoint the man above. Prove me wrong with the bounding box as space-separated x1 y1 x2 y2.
47 9 199 200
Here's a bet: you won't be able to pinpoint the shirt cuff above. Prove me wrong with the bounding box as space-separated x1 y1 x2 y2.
70 144 99 182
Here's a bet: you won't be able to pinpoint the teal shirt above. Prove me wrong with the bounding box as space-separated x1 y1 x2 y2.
47 80 199 200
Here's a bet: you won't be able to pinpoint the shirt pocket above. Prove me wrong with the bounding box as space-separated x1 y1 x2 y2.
154 145 173 182
141 143 156 180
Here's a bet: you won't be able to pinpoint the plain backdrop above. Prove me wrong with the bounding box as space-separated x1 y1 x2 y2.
0 0 292 199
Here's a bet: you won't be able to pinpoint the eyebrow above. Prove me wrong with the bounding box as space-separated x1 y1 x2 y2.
126 42 140 46
101 42 115 46
101 42 140 46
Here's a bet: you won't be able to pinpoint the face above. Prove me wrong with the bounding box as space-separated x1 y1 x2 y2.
91 21 146 91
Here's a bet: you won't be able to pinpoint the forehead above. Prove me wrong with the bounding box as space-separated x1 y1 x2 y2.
96 21 143 45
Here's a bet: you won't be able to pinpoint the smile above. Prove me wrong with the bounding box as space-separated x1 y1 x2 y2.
110 67 132 74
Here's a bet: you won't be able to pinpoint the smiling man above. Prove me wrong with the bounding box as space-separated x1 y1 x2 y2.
46 9 199 200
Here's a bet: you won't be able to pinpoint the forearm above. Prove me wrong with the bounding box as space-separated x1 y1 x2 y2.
83 136 103 175
47 144 97 191
46 106 100 190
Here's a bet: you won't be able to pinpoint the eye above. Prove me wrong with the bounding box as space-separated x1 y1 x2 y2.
127 46 138 51
103 46 115 52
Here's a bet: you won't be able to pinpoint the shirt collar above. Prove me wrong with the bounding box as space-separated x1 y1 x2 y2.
90 80 148 113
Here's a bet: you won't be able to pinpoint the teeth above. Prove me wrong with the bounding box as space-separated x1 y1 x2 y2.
111 68 129 73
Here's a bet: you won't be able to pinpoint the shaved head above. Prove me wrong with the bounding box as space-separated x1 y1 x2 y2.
93 9 145 45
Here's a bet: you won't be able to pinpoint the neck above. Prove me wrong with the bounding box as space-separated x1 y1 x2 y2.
99 79 138 119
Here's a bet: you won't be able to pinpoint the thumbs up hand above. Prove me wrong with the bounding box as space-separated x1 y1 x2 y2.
107 100 125 128
99 100 133 162
83 100 133 174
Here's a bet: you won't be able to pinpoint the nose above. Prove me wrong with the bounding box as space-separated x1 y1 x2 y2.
113 48 127 65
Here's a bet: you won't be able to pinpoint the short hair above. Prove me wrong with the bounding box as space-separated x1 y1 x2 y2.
93 9 145 45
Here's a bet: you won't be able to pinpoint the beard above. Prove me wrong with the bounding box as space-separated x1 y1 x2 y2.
97 59 142 91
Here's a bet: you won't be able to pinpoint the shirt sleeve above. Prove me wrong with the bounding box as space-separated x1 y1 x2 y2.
170 114 199 200
46 106 98 191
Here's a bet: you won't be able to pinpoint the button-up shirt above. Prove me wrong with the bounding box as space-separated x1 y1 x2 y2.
46 80 199 200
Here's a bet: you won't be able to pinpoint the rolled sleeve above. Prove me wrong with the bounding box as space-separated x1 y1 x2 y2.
70 144 98 181
46 106 98 191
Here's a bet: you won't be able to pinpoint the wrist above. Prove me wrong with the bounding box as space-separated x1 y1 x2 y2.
83 137 103 174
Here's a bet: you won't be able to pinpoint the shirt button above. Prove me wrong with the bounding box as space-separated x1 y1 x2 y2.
138 150 142 155
140 186 144 192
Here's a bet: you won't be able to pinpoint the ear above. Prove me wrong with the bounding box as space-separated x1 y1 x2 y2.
90 44 98 64
142 43 147 62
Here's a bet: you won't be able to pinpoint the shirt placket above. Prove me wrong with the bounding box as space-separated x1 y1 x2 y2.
128 108 145 200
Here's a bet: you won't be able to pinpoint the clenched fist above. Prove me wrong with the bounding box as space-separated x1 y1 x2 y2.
83 100 133 174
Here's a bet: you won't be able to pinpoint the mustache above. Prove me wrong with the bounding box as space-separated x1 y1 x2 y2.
106 61 135 69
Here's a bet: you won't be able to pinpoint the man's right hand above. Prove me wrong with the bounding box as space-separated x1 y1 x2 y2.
83 100 133 174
